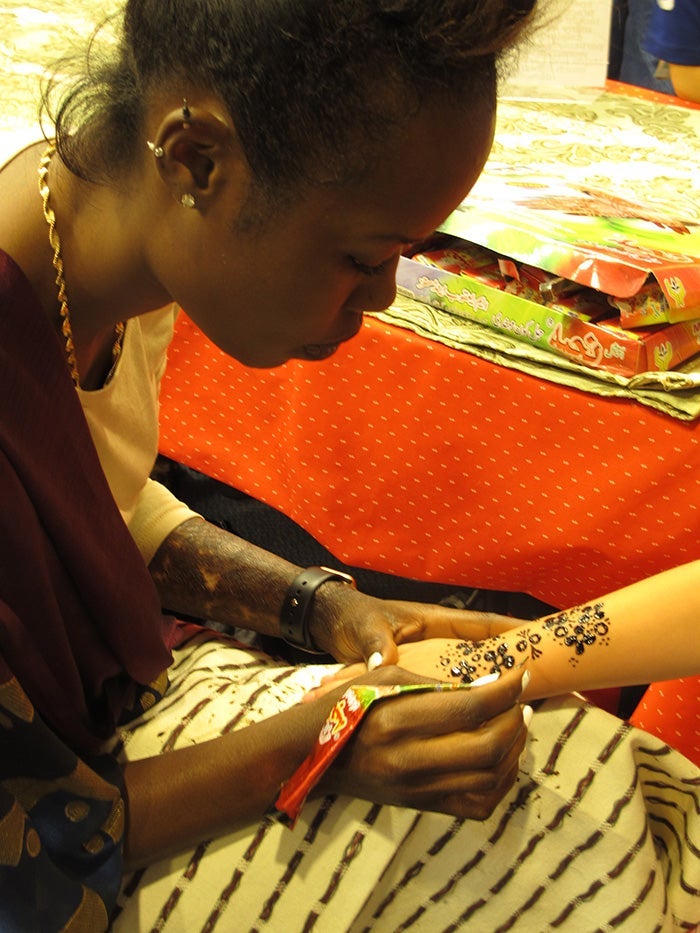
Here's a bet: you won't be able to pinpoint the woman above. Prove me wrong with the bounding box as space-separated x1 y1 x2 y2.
0 1 698 930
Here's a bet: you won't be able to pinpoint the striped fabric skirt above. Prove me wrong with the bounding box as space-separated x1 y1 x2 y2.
110 631 700 932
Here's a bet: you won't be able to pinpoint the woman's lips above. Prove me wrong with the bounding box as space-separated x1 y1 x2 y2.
301 315 364 360
301 342 340 360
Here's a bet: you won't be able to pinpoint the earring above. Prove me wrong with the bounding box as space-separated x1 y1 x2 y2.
146 140 164 158
182 98 191 122
180 193 196 209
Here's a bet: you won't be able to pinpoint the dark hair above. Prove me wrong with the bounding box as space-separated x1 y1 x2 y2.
44 0 538 193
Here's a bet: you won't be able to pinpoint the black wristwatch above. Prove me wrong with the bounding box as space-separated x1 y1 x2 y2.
280 566 356 654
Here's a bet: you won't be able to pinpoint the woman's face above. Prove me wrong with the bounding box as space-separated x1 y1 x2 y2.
157 99 495 368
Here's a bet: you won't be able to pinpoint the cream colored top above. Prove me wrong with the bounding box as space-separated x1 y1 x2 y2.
78 305 200 564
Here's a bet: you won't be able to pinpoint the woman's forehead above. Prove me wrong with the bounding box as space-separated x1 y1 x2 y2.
331 102 495 236
240 98 495 254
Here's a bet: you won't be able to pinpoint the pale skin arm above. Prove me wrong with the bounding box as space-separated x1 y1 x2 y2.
669 63 700 105
122 665 528 870
307 561 700 703
396 560 700 701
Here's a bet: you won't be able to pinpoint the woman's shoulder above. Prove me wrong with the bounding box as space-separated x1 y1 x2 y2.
0 139 55 308
0 134 45 173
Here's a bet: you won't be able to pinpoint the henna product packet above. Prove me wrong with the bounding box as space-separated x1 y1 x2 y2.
274 681 480 827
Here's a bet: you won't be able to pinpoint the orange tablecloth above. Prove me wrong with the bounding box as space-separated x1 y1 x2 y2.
160 314 699 609
630 678 700 766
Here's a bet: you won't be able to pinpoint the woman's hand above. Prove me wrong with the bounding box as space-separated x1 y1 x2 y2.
310 586 524 669
305 637 479 702
319 664 529 821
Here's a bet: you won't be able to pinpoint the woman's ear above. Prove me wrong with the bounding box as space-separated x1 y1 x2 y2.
146 101 249 209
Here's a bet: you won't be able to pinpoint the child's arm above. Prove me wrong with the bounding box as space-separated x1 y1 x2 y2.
395 560 700 701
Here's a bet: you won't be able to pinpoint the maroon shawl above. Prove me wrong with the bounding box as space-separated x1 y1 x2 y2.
0 249 175 752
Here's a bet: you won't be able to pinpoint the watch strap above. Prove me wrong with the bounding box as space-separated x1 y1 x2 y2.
280 566 356 653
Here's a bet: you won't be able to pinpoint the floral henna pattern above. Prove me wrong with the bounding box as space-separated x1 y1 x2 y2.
439 639 524 683
438 603 611 684
542 603 610 662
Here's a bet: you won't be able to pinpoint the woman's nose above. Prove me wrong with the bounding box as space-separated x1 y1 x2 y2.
347 258 399 313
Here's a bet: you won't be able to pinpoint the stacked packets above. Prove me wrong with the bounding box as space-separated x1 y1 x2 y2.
397 176 700 378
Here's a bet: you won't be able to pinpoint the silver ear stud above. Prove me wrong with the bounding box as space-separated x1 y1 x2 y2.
180 193 196 209
146 140 164 158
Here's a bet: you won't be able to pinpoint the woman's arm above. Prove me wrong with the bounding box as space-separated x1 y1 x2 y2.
669 63 700 104
148 516 310 636
148 516 523 666
122 665 527 869
393 561 700 701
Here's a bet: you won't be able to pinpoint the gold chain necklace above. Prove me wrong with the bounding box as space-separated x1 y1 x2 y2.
38 143 125 387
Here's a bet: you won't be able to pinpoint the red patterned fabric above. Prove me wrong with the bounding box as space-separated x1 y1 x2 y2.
159 314 700 764
160 314 699 607
630 678 700 766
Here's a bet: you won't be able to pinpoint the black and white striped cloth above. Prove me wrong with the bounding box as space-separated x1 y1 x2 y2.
111 631 700 932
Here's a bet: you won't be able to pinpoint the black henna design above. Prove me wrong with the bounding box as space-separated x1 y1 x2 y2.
438 602 611 682
516 629 543 660
543 602 610 666
440 634 531 684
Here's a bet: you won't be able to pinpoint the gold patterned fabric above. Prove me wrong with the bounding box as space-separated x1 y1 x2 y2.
381 86 700 418
492 85 700 224
0 1 117 158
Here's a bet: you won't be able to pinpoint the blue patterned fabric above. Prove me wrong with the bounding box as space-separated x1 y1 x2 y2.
0 665 124 932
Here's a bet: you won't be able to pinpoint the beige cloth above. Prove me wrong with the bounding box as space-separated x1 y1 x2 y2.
77 305 199 564
111 631 700 932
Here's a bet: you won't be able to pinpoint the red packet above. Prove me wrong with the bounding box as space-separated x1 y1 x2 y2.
274 682 472 827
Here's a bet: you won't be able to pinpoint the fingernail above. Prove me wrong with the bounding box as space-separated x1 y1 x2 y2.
367 651 383 672
470 672 500 687
521 669 531 691
522 704 534 727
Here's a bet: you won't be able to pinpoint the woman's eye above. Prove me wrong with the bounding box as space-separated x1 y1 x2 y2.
349 256 392 277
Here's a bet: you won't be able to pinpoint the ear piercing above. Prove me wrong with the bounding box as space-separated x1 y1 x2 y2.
147 99 192 159
147 102 195 207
